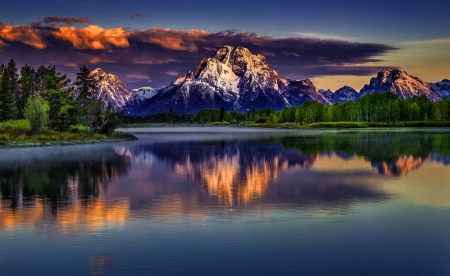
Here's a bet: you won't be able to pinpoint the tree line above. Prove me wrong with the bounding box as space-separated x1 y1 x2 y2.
126 92 450 124
0 60 120 135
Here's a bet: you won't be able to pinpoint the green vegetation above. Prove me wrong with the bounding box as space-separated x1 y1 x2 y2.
0 60 134 147
124 92 450 129
0 119 137 147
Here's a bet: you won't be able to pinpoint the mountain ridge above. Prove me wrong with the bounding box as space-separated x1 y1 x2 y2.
89 47 448 114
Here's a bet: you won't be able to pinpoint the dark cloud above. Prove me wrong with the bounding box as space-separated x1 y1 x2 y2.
0 21 398 89
131 12 142 18
30 16 92 28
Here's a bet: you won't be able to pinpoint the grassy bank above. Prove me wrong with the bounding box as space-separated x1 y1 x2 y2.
0 120 138 148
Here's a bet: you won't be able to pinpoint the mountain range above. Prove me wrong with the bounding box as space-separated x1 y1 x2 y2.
90 46 449 115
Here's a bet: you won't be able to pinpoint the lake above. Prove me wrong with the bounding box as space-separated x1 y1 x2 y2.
1 127 450 275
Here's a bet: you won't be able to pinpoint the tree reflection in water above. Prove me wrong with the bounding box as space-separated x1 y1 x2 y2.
0 145 131 212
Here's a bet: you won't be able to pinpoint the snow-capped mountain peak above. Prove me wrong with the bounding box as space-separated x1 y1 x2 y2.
90 68 135 109
132 86 158 100
132 45 330 115
359 69 440 100
429 79 450 99
332 86 358 103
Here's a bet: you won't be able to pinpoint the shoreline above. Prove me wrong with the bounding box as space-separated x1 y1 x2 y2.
0 132 138 149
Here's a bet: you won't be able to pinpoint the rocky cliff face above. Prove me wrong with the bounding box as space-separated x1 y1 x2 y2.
358 69 440 100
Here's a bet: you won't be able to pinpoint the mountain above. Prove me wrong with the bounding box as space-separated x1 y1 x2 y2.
358 69 440 100
429 79 450 99
133 46 330 115
132 87 159 100
332 86 358 103
91 68 135 109
319 89 333 101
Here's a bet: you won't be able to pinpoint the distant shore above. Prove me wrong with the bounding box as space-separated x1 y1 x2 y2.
119 121 450 130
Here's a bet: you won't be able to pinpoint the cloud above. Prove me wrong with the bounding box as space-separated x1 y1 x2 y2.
89 57 114 64
126 74 149 79
165 71 179 76
0 23 46 49
283 52 301 57
42 16 92 25
292 32 355 40
401 38 450 46
52 25 130 49
0 21 398 88
131 12 142 18
131 28 208 51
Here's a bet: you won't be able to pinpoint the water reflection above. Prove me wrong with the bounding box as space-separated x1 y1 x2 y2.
1 130 450 276
1 131 450 231
0 145 131 232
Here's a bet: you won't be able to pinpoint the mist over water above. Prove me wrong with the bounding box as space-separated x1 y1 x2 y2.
1 129 450 275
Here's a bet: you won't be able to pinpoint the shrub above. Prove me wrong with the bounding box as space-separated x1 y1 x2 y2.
0 120 30 137
212 121 230 126
69 124 88 133
24 96 49 135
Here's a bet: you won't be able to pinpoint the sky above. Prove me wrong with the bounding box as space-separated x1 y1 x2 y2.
0 0 449 91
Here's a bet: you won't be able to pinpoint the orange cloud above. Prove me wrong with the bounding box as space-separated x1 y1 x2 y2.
135 28 208 51
89 57 114 64
0 24 46 49
52 24 130 49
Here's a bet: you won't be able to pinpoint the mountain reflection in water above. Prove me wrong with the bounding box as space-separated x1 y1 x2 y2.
1 131 449 230
1 130 450 276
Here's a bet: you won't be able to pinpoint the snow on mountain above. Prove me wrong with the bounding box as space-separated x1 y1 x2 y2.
283 79 330 106
429 79 450 99
132 87 159 100
358 69 440 101
91 68 135 109
332 86 358 103
319 89 333 101
134 46 329 115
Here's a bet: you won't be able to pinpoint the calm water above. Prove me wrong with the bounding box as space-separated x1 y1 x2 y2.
1 127 450 276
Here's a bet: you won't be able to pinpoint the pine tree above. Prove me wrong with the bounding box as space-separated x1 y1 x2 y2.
74 65 103 131
0 68 18 121
219 106 225 122
74 65 97 106
19 64 35 115
7 59 20 118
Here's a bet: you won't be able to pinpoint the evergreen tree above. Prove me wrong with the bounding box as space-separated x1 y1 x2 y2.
74 65 97 106
74 65 104 131
0 68 18 121
19 64 35 116
7 59 20 118
219 106 225 122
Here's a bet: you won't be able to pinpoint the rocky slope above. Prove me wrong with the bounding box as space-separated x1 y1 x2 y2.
91 68 135 109
358 69 440 100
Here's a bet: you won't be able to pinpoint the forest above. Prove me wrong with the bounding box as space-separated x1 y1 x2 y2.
0 60 126 145
125 92 450 126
